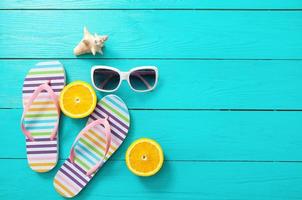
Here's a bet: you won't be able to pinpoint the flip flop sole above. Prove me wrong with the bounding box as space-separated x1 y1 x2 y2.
54 94 130 197
22 61 66 172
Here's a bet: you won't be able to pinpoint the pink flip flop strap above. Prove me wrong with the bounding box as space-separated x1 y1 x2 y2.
21 81 60 141
69 116 112 176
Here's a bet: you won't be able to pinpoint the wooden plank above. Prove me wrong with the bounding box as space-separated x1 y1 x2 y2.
1 60 302 109
1 159 302 200
3 108 302 160
1 0 302 9
0 11 302 59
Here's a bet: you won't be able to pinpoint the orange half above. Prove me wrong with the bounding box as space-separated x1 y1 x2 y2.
59 81 97 118
126 138 164 176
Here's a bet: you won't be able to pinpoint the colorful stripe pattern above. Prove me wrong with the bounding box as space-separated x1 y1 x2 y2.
54 95 130 197
22 61 65 172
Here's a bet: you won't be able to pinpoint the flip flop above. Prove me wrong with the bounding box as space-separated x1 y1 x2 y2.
53 94 130 198
21 61 66 172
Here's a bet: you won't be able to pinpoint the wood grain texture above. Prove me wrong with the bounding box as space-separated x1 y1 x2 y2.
0 11 302 59
1 0 302 9
1 1 302 199
1 60 302 109
1 159 302 200
3 109 302 161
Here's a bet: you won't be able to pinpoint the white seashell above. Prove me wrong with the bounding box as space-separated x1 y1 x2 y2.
74 26 108 56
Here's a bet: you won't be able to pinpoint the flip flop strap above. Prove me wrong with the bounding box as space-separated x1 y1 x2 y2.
21 81 60 141
69 117 112 176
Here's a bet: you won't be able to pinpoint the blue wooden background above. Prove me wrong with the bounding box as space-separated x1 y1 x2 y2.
1 1 302 199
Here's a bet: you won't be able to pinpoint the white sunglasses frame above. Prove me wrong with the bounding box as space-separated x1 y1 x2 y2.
91 66 158 92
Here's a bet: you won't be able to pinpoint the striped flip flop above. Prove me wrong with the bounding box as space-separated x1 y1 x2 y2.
21 61 66 172
53 94 130 198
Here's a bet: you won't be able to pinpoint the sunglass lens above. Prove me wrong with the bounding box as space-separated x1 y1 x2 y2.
93 69 120 91
129 69 156 91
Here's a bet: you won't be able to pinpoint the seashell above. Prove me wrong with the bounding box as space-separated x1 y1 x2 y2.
74 26 108 56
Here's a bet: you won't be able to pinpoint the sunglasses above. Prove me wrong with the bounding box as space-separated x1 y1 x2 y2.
91 66 158 92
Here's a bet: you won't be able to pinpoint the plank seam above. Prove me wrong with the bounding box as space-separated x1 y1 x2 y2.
1 9 302 11
2 108 302 111
1 158 302 163
1 58 302 61
129 109 302 112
